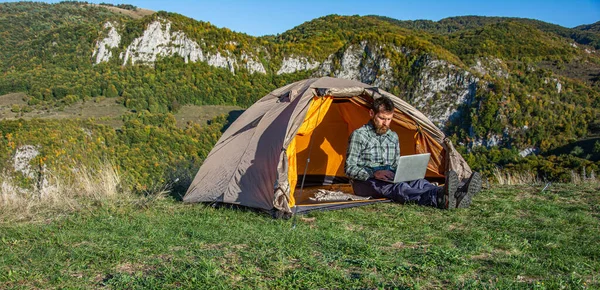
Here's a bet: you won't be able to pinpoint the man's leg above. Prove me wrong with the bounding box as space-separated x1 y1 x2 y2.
351 179 388 199
352 178 441 207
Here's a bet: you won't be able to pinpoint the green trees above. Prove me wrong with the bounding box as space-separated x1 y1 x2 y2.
0 113 227 191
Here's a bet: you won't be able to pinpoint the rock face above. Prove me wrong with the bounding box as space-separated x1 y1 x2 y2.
94 19 266 74
412 57 478 127
277 56 320 75
519 147 538 157
9 145 50 194
313 41 477 129
314 41 396 88
471 57 509 79
242 53 266 74
121 20 221 67
93 22 121 64
13 145 40 179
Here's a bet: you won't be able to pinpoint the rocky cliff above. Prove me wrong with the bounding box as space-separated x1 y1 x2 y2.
93 18 266 74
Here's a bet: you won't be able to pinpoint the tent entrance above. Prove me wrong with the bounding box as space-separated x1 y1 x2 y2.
287 96 372 207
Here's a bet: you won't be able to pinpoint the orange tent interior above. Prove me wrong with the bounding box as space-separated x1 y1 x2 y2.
286 95 447 208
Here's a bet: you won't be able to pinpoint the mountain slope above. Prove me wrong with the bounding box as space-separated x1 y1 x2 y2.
574 21 600 33
1 1 599 156
373 15 600 49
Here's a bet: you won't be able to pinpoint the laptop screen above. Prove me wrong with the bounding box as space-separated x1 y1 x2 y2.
391 153 431 183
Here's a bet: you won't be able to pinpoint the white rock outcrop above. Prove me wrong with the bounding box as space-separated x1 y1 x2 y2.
314 41 395 88
93 22 121 64
413 58 478 127
13 145 40 179
471 57 509 78
9 145 50 195
519 147 538 157
171 31 205 63
470 134 504 148
277 56 319 75
93 19 265 74
206 51 237 73
242 53 266 74
122 20 208 66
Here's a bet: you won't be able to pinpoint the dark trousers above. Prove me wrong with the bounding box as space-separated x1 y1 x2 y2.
352 178 441 207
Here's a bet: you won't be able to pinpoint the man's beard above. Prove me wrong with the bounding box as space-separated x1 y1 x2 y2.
375 123 389 135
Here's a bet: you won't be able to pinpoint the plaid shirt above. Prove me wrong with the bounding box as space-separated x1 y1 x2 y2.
345 121 400 181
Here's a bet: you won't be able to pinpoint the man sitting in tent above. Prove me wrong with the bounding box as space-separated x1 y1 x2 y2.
345 96 481 209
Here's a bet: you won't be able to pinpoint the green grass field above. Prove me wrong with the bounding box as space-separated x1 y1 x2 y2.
1 183 598 289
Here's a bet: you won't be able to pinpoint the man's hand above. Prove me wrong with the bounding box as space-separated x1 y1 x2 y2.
374 170 394 182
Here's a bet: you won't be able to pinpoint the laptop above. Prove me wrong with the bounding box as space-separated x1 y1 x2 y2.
385 153 431 183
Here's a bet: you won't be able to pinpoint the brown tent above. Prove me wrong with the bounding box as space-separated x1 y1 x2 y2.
184 77 472 214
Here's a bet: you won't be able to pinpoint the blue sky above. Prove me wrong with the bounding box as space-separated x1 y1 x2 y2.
3 0 599 36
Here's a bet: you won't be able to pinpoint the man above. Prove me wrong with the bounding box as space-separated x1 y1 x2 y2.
345 96 481 209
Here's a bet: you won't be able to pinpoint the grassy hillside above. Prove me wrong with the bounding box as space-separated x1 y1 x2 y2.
1 182 598 288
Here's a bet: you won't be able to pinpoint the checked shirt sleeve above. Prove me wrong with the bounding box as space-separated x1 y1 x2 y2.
345 129 373 181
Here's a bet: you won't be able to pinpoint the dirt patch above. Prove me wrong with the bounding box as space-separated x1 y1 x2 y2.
447 223 466 231
0 93 27 106
200 242 225 250
391 241 420 249
343 223 363 231
516 275 540 283
300 217 316 223
470 253 491 260
115 262 154 275
0 93 27 119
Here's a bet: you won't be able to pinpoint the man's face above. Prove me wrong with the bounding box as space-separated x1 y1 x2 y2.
370 110 393 135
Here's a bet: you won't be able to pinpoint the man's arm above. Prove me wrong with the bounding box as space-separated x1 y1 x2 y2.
345 130 373 181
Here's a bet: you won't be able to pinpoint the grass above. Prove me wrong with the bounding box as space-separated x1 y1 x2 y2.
1 179 598 289
174 105 243 128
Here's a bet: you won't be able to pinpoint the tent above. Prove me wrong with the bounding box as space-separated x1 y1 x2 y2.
183 77 472 215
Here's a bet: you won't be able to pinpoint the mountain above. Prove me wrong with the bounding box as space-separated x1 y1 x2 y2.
574 21 600 33
373 16 600 50
1 1 599 184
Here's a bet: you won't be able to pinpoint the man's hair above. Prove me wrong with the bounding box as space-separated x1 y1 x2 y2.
372 96 394 114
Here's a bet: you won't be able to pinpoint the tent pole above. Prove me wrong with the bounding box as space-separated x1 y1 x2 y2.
292 95 326 226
